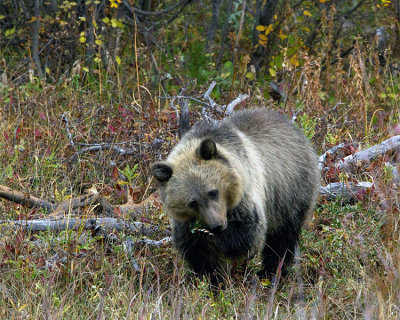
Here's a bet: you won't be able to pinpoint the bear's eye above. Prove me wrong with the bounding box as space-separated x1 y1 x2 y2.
208 189 219 199
188 200 199 211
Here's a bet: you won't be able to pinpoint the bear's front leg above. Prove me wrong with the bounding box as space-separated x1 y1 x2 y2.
173 221 224 285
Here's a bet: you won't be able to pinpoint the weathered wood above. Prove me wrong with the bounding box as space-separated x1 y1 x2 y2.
319 181 373 200
318 143 345 171
0 184 156 220
0 185 55 212
0 217 165 237
336 135 400 171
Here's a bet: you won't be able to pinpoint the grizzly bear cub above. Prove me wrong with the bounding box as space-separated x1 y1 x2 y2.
152 108 320 282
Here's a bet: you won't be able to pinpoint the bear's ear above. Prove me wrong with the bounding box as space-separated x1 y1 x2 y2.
151 162 173 183
198 138 217 160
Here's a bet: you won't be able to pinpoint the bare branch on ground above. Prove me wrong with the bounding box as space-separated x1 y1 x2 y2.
69 144 137 162
61 113 76 148
0 185 55 212
335 135 400 171
318 143 346 171
0 184 156 220
319 181 373 201
0 217 166 237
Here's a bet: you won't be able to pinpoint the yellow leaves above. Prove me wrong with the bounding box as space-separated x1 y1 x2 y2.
278 30 288 40
79 32 86 43
256 24 274 47
5 27 16 37
95 39 102 46
269 68 276 77
289 54 300 67
319 0 329 2
116 56 121 65
259 40 267 46
259 34 267 41
264 24 273 36
111 18 118 28
261 278 271 287
245 71 255 81
60 1 77 11
256 25 266 32
109 0 121 8
303 10 312 16
28 16 37 23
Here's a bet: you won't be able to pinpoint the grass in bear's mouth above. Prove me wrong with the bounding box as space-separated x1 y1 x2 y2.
190 219 215 237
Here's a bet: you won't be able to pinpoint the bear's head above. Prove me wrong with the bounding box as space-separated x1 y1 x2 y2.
152 138 243 233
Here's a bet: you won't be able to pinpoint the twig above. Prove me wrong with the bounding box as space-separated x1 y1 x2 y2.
166 0 193 25
224 93 249 115
137 237 172 247
318 143 346 171
242 277 258 320
265 253 285 319
158 96 209 106
178 99 190 138
77 141 135 146
123 238 140 272
69 144 137 162
310 277 325 320
294 245 306 320
291 109 301 123
203 81 217 111
61 113 76 148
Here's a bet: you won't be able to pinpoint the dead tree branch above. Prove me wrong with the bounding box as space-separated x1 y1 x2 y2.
0 185 55 212
319 181 373 201
335 135 400 171
0 217 165 237
0 184 157 220
61 113 76 148
69 144 137 162
224 94 249 115
318 143 346 171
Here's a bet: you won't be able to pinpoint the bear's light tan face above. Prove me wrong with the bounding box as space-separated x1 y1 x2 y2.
162 161 242 231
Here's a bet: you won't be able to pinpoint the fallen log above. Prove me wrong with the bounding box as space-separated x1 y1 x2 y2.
0 184 157 220
0 217 168 237
319 181 373 201
0 185 55 212
335 135 400 171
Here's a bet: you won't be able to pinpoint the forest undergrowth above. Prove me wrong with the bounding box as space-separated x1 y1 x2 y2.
1 1 400 318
